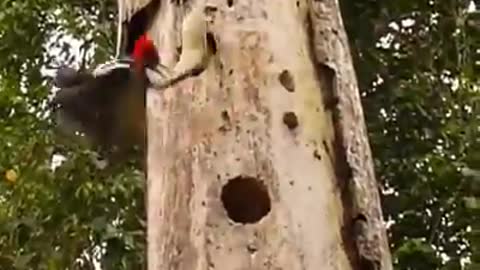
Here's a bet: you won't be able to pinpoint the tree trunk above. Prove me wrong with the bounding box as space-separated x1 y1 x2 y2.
144 0 393 269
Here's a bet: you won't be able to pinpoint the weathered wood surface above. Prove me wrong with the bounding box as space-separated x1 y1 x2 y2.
144 0 392 269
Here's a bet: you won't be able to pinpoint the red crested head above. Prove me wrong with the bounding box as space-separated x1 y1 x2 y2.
132 34 159 70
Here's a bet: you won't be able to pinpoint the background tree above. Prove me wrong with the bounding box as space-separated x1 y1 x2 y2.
343 0 480 269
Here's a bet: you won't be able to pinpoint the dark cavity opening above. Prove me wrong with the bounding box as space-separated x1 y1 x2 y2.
279 70 295 92
124 0 161 55
206 32 217 54
283 112 299 130
221 176 271 224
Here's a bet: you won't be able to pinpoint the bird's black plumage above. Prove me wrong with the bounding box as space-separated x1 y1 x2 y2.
52 63 146 163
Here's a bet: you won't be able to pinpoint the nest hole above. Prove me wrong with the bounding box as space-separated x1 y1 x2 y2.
221 176 271 224
125 0 161 54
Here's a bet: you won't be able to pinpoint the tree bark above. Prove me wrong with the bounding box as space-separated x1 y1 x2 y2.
144 0 393 269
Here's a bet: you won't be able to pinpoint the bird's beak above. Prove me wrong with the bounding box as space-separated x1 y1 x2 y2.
144 64 172 88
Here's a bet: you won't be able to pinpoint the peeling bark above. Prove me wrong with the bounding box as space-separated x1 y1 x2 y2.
145 0 392 269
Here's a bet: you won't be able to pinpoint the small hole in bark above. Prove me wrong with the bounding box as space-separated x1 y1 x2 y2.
283 112 298 130
206 32 217 54
354 213 368 222
278 70 295 92
221 110 230 122
205 5 218 13
221 176 271 224
247 244 258 254
219 110 232 133
227 0 234 7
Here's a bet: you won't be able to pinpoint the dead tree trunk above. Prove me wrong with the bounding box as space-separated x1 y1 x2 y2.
141 0 393 269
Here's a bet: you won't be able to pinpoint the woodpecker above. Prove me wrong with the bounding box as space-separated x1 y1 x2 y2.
52 4 211 165
52 34 164 163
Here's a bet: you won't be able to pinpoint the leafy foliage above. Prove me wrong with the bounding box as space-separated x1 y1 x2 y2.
0 0 145 269
342 0 480 269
